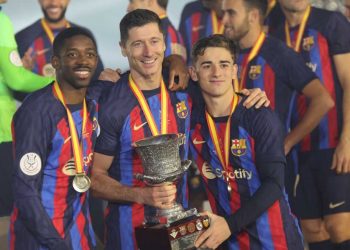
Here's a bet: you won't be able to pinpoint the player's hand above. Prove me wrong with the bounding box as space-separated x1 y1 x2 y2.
22 47 36 70
240 88 270 109
166 54 189 91
195 211 231 250
331 138 350 174
137 184 177 209
98 68 122 82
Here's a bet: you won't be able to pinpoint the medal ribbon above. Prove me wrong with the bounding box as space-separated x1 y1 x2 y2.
266 0 277 16
128 74 168 136
234 32 266 91
284 5 311 52
205 94 238 174
211 10 224 34
41 18 71 44
53 82 87 175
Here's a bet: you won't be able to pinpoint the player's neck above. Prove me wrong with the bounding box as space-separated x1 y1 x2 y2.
239 25 263 50
282 8 307 27
44 18 68 29
130 70 162 90
203 89 235 118
57 81 87 104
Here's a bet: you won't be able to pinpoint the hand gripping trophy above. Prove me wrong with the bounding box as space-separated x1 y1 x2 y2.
133 134 210 250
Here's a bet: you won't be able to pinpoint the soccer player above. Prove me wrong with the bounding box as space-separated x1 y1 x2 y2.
0 0 53 247
221 0 334 211
15 0 103 79
189 33 304 250
9 27 101 249
272 0 350 249
127 0 187 61
179 0 224 64
90 10 191 250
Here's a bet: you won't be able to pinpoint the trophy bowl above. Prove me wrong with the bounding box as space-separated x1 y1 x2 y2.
133 134 209 250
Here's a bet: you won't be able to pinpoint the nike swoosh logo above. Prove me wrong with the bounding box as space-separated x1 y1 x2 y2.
35 48 50 56
329 201 346 209
134 122 147 131
193 138 206 145
192 25 204 32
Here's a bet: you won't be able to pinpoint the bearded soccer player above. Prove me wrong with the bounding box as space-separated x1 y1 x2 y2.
270 0 350 249
10 27 102 250
221 0 334 212
15 0 103 79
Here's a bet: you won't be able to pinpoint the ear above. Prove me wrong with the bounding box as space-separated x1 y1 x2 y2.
189 66 199 82
119 41 127 57
51 56 60 70
248 8 259 24
232 63 238 80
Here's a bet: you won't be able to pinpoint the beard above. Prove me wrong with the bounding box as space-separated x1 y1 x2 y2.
42 6 67 23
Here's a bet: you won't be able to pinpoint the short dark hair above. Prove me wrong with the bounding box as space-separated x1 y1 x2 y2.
243 0 268 22
120 9 163 45
157 0 168 9
53 27 97 56
191 34 238 64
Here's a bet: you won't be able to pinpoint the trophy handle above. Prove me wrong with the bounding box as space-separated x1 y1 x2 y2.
177 133 186 145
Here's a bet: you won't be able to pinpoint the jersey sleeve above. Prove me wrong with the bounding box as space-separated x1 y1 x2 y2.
12 107 69 248
0 13 53 92
94 90 121 156
225 108 286 234
324 12 350 55
277 44 317 93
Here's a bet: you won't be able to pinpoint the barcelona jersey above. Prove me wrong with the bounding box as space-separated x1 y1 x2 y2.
161 16 187 61
190 102 303 250
94 73 192 250
272 8 350 152
9 83 100 249
237 35 317 132
179 0 223 64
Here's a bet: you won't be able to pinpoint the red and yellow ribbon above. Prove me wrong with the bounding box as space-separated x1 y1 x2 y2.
284 5 311 52
41 18 71 44
205 94 239 175
129 74 168 136
53 82 87 175
234 32 266 91
211 10 224 34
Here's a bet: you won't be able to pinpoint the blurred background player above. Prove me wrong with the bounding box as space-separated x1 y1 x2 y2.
0 0 53 248
271 0 350 249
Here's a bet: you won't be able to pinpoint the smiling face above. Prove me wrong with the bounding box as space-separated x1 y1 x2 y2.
190 47 237 99
222 0 251 42
52 35 98 89
39 0 69 23
120 22 165 82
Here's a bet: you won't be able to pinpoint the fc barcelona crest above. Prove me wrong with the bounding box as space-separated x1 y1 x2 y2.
176 101 188 119
231 139 247 156
302 36 314 51
248 65 261 80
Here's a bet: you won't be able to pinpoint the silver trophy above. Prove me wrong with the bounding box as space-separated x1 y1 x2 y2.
133 134 210 250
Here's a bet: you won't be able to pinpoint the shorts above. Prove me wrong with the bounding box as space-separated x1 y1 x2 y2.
294 148 350 219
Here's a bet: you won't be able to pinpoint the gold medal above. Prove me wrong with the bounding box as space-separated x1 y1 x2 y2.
73 173 91 193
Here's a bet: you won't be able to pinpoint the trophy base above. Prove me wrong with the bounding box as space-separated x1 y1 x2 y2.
136 214 210 250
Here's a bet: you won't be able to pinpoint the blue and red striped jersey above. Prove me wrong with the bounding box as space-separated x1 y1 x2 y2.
272 8 350 152
15 19 103 79
179 0 223 64
9 83 100 249
94 73 192 250
161 16 187 61
190 102 303 249
237 36 317 133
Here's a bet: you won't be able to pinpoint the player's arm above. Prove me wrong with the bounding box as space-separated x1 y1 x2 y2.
284 78 334 154
195 108 286 249
331 53 350 173
0 14 53 92
12 108 68 249
91 152 177 209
